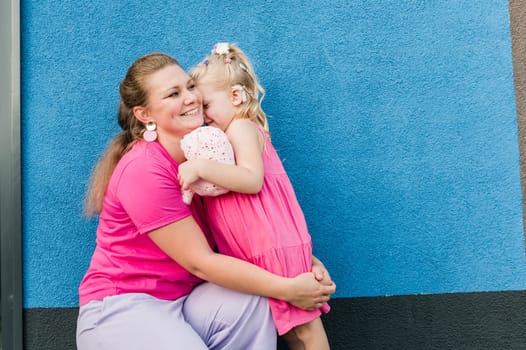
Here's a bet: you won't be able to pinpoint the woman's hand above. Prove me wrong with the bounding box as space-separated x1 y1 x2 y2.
312 256 333 286
285 272 336 310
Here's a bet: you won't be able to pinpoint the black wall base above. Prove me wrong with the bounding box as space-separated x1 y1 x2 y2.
24 290 526 349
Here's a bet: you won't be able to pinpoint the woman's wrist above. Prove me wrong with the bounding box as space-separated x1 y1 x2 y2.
273 276 294 302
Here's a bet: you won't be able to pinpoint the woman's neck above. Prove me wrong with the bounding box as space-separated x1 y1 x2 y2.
157 135 185 163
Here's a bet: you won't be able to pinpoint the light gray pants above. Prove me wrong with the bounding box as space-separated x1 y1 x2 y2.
76 283 276 350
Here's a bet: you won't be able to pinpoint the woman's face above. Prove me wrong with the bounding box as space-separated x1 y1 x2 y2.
145 64 204 139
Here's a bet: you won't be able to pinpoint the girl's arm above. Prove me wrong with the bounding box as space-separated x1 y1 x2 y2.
178 119 264 193
149 216 335 310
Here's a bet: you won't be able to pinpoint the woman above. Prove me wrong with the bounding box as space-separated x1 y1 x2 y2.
76 52 335 349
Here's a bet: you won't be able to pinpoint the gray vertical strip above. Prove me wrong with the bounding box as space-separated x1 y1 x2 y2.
0 0 23 349
510 2 526 237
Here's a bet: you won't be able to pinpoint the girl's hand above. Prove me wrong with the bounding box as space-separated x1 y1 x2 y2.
286 272 336 310
177 159 202 190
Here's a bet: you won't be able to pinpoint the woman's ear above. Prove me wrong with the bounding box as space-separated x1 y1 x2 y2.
231 84 247 106
133 106 149 123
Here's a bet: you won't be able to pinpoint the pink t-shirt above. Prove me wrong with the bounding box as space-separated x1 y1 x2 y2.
78 140 214 306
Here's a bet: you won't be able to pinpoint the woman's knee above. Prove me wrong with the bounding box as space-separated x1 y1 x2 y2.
185 283 270 324
183 283 276 349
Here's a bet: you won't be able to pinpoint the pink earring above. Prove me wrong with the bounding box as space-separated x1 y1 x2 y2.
143 121 157 142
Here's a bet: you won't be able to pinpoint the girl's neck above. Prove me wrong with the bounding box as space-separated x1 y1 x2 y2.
224 114 241 133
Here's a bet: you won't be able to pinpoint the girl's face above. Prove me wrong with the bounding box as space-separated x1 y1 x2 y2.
198 80 238 131
144 64 204 139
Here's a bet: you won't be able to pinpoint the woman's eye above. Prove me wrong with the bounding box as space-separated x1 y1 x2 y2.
188 83 196 90
169 91 179 97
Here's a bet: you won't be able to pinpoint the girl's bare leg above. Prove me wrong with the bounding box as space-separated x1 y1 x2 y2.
282 330 304 350
283 317 329 350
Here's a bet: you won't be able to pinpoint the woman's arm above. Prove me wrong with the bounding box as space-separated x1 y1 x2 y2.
178 119 264 193
149 216 334 310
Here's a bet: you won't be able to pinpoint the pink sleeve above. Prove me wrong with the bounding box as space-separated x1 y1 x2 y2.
116 156 192 234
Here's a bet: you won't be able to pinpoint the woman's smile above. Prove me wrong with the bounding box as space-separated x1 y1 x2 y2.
180 106 201 118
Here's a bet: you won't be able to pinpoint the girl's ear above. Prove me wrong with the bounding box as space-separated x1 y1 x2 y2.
231 85 247 106
133 106 149 123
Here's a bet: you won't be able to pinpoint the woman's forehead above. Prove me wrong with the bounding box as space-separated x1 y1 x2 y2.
148 64 190 92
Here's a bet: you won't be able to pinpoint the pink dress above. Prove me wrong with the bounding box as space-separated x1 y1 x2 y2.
203 123 329 335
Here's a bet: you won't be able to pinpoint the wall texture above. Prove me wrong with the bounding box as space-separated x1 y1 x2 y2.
20 1 526 349
511 0 526 236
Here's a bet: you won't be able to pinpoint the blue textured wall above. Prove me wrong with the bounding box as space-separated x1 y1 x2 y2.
22 1 524 308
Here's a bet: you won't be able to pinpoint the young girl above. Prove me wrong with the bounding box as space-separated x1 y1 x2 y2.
178 43 331 350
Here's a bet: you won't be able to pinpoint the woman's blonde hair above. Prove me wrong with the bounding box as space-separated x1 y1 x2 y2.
84 52 180 216
190 43 269 133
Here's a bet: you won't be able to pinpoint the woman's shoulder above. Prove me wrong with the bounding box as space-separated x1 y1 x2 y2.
109 141 180 197
118 141 177 175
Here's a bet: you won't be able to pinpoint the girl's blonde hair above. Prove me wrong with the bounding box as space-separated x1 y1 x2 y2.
84 52 180 216
190 43 269 133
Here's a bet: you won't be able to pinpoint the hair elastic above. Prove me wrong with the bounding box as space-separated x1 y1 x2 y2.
212 42 230 55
